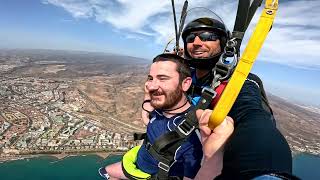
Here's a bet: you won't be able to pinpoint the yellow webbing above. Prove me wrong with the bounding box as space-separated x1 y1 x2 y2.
122 145 151 179
208 0 279 129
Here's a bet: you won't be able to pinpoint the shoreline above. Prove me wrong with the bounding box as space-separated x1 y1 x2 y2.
0 151 125 163
2 151 319 164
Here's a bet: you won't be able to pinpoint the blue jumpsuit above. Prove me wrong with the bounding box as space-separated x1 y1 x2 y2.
136 108 203 179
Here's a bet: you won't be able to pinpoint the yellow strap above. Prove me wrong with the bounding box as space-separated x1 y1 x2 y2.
208 0 279 129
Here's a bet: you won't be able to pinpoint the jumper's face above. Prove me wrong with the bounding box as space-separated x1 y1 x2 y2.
146 61 183 110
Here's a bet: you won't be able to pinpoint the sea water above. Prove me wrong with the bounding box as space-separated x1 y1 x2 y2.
293 153 320 180
0 153 319 180
0 155 122 180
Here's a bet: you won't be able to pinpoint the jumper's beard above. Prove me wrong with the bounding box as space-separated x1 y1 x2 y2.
149 85 183 110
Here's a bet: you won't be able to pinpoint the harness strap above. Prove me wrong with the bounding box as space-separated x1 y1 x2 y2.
233 0 263 51
209 0 279 129
188 71 213 96
233 0 250 51
135 76 273 179
188 84 203 97
214 0 265 85
145 88 216 179
210 81 228 107
133 133 146 141
246 0 264 30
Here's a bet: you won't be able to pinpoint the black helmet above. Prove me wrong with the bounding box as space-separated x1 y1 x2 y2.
182 17 230 70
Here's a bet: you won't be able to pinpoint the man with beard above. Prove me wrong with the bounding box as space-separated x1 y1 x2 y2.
100 53 234 180
180 16 295 179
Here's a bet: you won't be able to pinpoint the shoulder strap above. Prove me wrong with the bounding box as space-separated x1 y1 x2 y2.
233 0 263 52
210 81 228 108
145 88 216 179
133 133 146 141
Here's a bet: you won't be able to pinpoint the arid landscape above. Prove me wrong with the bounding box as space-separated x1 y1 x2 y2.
0 49 319 161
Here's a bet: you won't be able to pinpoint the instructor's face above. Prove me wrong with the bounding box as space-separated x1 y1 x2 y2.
146 61 183 110
186 30 221 59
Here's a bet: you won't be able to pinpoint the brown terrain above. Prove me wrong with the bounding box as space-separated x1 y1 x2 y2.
269 94 320 155
0 49 319 156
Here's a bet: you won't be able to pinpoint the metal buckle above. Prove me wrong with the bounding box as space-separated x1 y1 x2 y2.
145 142 152 150
201 87 217 96
177 119 195 136
213 39 238 81
199 87 217 105
158 162 170 172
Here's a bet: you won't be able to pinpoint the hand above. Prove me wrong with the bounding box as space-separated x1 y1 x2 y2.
143 81 154 112
196 109 234 159
141 81 154 125
176 47 184 57
193 110 234 179
166 48 184 57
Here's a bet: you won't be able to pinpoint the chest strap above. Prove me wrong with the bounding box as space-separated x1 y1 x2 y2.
145 88 216 179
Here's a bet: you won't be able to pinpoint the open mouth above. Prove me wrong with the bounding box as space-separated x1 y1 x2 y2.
193 51 206 55
151 92 164 99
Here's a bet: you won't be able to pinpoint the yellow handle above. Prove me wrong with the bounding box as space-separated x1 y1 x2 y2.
208 0 279 129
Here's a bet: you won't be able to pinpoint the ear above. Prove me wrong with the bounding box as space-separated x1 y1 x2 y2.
181 77 192 92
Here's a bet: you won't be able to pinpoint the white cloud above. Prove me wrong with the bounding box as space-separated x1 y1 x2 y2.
43 0 320 69
44 0 96 18
44 0 171 30
257 0 320 69
42 0 237 43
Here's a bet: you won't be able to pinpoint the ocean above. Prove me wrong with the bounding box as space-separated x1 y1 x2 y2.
0 153 319 179
293 153 320 180
0 155 122 180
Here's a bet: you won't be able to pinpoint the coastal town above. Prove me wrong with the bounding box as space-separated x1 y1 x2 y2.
0 75 144 161
0 49 320 163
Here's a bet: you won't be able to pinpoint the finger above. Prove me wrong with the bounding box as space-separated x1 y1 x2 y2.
212 116 234 135
203 118 234 158
213 117 234 137
225 116 234 125
199 130 208 144
196 109 212 125
197 109 213 139
196 109 204 120
200 125 212 137
144 82 149 93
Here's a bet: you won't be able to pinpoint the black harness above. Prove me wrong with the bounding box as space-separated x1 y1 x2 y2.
131 1 272 179
133 88 216 180
133 72 275 180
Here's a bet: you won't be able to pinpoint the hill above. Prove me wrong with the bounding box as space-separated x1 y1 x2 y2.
0 49 319 156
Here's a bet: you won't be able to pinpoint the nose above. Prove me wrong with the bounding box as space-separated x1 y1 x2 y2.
193 36 203 46
145 80 159 91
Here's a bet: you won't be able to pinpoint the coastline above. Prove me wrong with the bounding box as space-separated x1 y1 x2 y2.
1 152 320 180
2 151 318 164
0 151 125 163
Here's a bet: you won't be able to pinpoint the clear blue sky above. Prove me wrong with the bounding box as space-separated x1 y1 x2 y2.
0 0 319 107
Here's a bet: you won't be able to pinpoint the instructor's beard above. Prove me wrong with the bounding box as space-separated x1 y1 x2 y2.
149 85 183 110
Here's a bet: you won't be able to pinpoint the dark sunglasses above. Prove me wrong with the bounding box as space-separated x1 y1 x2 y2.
185 32 220 43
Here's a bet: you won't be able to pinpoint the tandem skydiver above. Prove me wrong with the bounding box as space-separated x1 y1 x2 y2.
178 14 295 179
133 14 295 180
99 0 299 179
99 54 234 179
